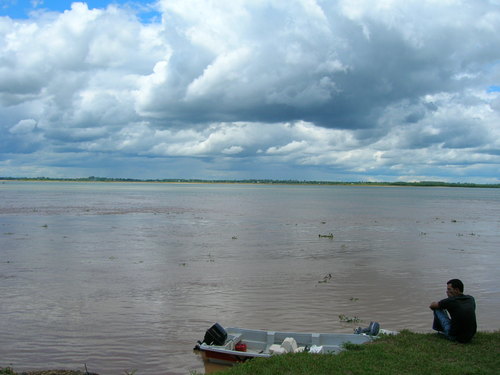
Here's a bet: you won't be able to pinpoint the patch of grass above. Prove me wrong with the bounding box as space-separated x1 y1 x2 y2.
214 330 500 375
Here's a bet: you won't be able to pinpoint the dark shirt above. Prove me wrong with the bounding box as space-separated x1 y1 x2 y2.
439 294 477 343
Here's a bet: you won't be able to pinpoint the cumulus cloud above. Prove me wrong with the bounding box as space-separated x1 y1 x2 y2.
0 0 499 182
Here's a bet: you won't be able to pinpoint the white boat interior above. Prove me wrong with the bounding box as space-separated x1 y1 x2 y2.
214 327 372 355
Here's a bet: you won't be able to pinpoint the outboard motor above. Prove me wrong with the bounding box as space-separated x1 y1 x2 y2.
354 321 380 336
202 323 227 346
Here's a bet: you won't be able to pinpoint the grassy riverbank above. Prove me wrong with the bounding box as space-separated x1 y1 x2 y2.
213 330 500 375
2 331 498 375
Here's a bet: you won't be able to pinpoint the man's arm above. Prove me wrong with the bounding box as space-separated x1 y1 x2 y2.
429 301 440 310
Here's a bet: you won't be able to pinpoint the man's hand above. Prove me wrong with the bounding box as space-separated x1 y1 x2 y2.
429 301 440 310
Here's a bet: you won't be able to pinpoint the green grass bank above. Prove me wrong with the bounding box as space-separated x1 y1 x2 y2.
212 330 500 375
2 331 499 375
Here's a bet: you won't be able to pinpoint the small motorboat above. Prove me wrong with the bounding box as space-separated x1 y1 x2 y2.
194 323 384 365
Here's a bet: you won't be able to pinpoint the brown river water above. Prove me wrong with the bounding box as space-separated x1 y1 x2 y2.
1 182 499 374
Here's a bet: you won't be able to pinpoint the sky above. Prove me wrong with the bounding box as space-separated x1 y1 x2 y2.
1 1 499 182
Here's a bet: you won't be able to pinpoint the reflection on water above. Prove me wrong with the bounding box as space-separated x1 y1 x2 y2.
0 182 499 374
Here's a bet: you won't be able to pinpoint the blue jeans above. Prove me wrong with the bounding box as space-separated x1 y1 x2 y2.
432 309 456 341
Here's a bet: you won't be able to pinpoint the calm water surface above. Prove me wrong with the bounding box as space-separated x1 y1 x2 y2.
1 182 499 374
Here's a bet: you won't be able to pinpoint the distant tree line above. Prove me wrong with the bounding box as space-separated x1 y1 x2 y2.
1 176 499 188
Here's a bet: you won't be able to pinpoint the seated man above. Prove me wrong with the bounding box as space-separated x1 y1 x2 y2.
429 278 477 343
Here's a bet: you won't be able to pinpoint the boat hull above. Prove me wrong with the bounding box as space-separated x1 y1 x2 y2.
200 346 270 364
195 326 374 366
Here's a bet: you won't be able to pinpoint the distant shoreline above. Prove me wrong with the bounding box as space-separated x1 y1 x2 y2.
1 177 499 188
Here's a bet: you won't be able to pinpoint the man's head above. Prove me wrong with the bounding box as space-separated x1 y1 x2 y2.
446 278 464 297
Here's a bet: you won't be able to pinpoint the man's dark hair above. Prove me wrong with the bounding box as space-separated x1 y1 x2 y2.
447 278 464 293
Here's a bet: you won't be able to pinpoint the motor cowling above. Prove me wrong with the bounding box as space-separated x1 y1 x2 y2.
202 323 227 346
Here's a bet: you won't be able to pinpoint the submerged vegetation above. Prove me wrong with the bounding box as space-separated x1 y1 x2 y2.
338 314 362 323
1 177 499 188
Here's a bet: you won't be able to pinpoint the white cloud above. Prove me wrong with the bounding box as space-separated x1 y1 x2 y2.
185 47 252 100
222 145 244 155
9 118 37 134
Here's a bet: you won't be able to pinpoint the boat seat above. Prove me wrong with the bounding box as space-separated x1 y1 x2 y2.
225 333 243 350
228 333 242 342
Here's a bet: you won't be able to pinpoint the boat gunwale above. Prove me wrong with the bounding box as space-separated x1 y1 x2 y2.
198 326 373 357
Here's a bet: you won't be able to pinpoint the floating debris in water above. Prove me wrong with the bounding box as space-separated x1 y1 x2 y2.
318 233 334 238
318 273 332 283
339 314 362 323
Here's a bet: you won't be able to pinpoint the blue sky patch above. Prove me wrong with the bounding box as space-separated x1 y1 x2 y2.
0 1 156 20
